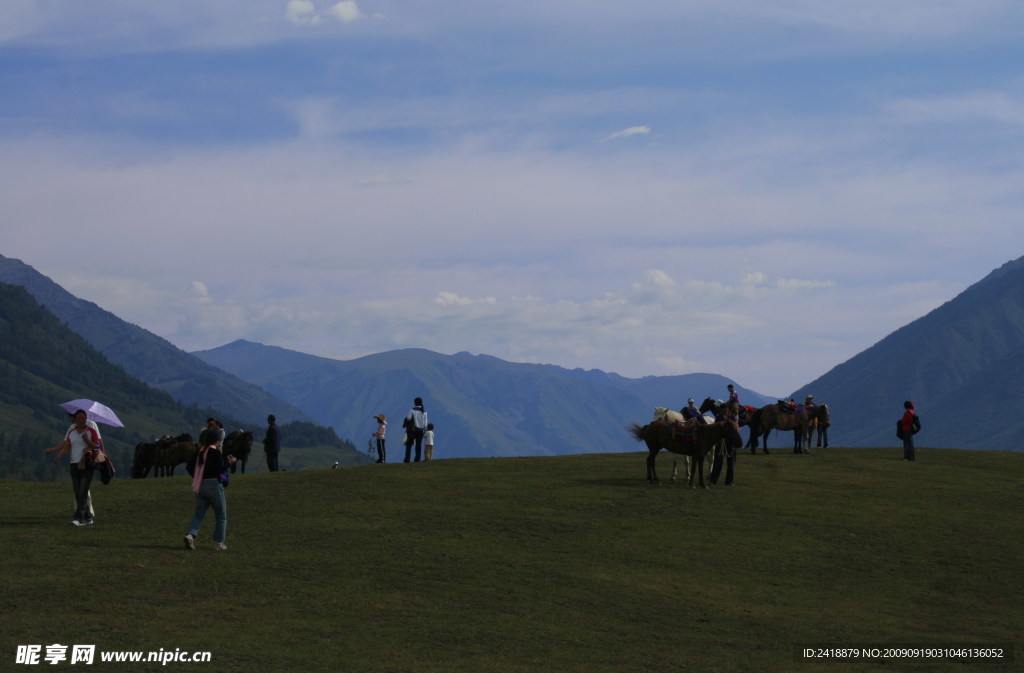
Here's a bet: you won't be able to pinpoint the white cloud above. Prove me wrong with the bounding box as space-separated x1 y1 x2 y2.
327 1 365 24
285 0 322 26
601 126 651 142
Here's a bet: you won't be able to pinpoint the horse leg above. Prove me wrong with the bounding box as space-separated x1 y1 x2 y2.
647 448 659 484
671 456 679 482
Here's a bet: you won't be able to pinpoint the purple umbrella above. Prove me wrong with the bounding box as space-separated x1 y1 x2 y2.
59 399 125 428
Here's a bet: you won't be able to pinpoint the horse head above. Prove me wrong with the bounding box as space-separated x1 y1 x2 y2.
698 397 720 414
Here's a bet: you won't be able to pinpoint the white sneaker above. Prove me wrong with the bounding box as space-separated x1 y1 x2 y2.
214 542 227 551
184 533 195 550
72 519 84 527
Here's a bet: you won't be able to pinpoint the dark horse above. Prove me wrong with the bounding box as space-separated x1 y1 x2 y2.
628 418 743 488
698 397 755 426
132 433 193 478
747 403 830 454
153 440 198 477
223 430 254 473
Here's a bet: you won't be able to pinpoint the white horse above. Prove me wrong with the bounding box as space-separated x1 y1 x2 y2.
651 407 717 481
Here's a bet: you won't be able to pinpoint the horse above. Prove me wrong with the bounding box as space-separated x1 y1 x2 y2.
223 430 254 473
747 403 830 453
653 407 714 481
152 440 198 477
132 433 192 478
628 418 743 488
698 397 755 426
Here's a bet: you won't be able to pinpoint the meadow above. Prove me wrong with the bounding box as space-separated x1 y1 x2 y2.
2 446 1021 673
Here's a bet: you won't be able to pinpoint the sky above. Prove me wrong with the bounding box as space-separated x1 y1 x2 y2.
2 1 1023 397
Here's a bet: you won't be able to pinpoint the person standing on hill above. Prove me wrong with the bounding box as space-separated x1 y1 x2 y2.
900 401 920 461
46 409 102 526
423 423 436 461
263 414 282 472
403 397 428 463
372 414 387 463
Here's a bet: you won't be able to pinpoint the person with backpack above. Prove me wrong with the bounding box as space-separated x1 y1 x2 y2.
898 400 921 461
403 397 428 463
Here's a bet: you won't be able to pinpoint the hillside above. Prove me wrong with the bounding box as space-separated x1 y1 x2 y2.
792 255 1024 450
3 448 1022 672
194 340 777 459
0 253 311 426
0 283 367 480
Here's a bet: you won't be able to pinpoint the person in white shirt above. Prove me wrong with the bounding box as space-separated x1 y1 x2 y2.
46 409 102 526
423 423 435 461
403 397 428 463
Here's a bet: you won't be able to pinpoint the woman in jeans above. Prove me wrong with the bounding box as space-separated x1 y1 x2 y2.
184 428 237 551
45 409 102 526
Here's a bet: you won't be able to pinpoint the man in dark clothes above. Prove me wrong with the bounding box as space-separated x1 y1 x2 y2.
263 414 282 472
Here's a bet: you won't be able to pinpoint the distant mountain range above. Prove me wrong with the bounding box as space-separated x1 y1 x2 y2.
0 253 310 426
4 249 1022 459
792 255 1024 451
193 341 775 459
0 281 367 480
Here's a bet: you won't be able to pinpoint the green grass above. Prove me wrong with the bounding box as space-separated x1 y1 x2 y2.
3 447 1022 673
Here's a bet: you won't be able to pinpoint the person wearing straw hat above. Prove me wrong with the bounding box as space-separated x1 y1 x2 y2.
372 414 387 463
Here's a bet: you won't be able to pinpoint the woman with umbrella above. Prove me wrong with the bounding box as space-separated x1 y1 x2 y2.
46 409 103 526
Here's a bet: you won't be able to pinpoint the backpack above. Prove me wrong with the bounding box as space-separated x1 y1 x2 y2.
911 414 921 434
895 419 905 440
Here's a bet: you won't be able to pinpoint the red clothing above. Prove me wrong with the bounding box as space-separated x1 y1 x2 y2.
900 409 916 433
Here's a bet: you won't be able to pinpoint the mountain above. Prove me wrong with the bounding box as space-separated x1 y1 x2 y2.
791 255 1024 451
0 282 367 480
194 340 777 459
0 254 311 426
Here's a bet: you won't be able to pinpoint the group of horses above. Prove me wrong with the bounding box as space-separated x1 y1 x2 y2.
629 397 830 488
131 430 254 479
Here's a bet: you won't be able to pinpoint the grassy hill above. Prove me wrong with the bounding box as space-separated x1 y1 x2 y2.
2 447 1021 672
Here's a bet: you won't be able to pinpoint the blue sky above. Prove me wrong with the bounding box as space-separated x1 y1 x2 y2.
2 1 1023 396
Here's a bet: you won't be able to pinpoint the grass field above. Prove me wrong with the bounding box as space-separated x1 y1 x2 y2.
2 446 1022 673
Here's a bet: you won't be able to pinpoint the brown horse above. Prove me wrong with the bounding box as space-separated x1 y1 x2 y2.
628 418 743 488
223 430 254 473
153 440 198 477
748 403 830 453
132 433 192 478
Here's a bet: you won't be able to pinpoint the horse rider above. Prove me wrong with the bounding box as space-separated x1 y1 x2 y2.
682 398 702 421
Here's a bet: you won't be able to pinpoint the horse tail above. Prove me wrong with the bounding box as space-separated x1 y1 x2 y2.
627 423 646 442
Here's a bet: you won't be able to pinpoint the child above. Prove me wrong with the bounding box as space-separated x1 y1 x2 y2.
372 414 387 463
423 423 435 461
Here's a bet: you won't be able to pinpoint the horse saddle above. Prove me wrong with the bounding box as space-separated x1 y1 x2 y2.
670 419 700 442
778 401 798 414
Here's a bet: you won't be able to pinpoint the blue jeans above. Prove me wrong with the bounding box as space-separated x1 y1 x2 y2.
903 434 915 461
69 465 95 522
188 479 227 543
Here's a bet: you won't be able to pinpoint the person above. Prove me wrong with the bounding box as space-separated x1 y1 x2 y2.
403 397 428 463
423 423 435 461
727 384 739 407
709 406 740 486
263 414 281 472
900 401 920 461
817 416 830 449
45 409 102 526
372 414 387 463
682 398 702 421
201 417 224 449
184 428 237 551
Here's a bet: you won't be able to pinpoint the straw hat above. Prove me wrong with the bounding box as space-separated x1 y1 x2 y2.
374 414 387 422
